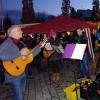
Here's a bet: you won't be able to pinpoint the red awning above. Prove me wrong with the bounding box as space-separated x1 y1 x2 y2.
22 16 96 34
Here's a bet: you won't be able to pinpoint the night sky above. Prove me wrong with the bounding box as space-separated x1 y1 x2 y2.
2 0 93 16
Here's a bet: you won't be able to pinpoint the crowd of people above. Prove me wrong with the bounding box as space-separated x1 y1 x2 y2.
0 25 100 100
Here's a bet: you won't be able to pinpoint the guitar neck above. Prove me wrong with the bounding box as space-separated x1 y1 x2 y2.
26 38 47 57
27 45 40 56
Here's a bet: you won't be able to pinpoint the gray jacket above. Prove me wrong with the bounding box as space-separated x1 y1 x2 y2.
0 38 41 80
0 38 20 61
0 38 41 61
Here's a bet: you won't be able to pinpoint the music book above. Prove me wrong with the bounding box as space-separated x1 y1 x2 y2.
63 44 87 60
45 42 53 50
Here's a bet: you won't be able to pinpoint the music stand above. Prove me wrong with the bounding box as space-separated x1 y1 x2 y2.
63 43 87 100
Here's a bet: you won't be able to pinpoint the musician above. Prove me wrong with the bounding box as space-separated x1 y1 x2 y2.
0 26 46 100
73 29 91 79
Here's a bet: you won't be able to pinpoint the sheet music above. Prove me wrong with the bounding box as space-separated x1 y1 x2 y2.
63 44 87 60
71 44 87 60
45 42 53 50
57 45 64 54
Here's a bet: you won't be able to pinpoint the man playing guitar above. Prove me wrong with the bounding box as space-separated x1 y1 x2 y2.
0 26 47 100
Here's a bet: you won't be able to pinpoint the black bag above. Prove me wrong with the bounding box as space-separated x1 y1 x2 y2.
87 81 100 100
80 86 90 100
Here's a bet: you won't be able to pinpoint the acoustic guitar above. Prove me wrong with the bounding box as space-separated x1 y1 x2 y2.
3 42 46 77
43 43 64 58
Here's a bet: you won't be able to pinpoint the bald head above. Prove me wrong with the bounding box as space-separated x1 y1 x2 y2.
7 26 23 39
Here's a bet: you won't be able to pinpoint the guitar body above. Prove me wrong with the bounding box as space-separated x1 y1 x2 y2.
3 54 34 77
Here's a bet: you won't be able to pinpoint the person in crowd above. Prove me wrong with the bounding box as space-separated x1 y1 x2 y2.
60 32 73 49
0 26 46 100
0 31 7 85
95 29 100 71
91 29 97 51
60 32 68 48
46 34 64 81
72 28 91 79
32 34 44 72
0 31 7 43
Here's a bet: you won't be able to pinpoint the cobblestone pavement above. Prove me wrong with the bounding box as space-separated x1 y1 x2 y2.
24 60 97 100
0 58 99 100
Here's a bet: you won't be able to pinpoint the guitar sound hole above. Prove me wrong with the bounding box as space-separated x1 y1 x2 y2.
11 60 19 70
16 66 19 70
